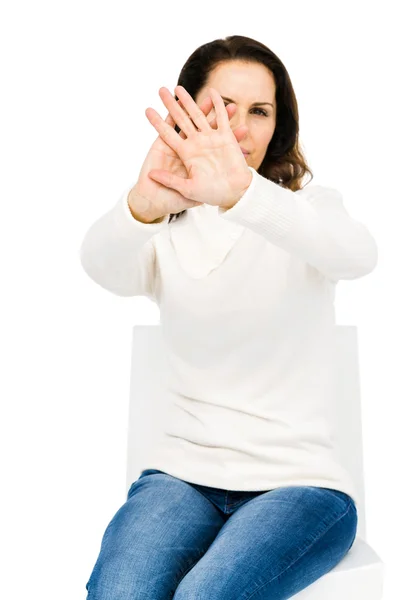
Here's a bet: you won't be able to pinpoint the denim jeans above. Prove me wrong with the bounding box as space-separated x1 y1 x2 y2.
85 468 357 599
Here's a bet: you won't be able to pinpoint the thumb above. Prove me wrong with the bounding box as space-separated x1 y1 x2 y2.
148 169 192 199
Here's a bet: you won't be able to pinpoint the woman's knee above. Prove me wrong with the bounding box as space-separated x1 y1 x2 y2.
85 470 225 598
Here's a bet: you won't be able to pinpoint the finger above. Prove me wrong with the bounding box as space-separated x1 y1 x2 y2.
168 96 235 138
175 99 192 139
166 98 202 140
148 168 192 200
165 112 174 127
174 85 211 132
188 96 236 130
208 102 236 129
197 95 214 117
166 109 186 139
209 87 229 131
174 96 214 138
145 106 182 154
159 87 199 137
233 124 249 144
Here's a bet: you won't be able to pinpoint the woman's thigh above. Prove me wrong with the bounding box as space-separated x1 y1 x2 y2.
173 485 358 600
85 469 226 599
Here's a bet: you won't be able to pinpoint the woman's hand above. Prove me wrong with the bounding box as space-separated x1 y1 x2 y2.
134 95 240 219
144 86 253 208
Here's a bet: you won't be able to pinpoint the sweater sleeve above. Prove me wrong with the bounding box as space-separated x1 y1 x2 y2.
218 166 378 282
79 187 170 298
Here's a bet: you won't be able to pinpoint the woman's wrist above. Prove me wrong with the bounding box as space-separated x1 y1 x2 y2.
127 187 164 224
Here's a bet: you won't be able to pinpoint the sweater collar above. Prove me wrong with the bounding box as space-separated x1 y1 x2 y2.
168 200 245 279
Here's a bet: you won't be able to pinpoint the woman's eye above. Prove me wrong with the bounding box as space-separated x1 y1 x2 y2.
223 103 268 117
253 108 269 117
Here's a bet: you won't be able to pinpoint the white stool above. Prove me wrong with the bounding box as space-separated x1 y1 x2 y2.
126 324 385 599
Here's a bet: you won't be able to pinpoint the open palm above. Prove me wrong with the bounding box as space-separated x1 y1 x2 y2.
144 86 251 208
136 94 245 216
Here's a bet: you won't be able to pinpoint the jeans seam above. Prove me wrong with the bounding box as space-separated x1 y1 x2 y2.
168 550 204 600
245 502 353 600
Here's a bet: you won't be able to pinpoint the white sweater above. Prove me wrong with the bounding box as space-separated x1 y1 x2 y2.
80 166 378 510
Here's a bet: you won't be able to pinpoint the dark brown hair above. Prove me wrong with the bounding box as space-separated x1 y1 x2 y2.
168 34 313 224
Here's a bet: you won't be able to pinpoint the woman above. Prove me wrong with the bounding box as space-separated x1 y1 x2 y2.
80 34 377 599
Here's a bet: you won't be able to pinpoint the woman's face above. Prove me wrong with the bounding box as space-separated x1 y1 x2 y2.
195 60 277 171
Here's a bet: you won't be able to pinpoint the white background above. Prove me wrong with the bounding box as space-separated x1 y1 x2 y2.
1 1 397 598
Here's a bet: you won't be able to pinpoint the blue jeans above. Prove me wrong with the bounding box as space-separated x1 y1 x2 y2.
86 468 357 599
